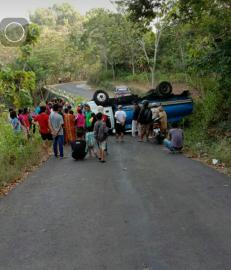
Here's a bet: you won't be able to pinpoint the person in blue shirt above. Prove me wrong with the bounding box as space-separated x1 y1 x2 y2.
10 111 21 133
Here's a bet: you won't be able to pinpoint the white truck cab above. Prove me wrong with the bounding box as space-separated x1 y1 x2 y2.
87 101 115 130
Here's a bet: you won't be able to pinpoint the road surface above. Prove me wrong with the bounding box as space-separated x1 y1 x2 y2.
1 83 231 270
53 82 94 100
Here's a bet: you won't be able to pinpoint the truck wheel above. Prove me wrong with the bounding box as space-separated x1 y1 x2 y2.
157 81 172 96
93 90 109 106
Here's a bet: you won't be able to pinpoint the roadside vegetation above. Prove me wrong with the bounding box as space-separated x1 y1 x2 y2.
0 115 46 189
0 1 230 179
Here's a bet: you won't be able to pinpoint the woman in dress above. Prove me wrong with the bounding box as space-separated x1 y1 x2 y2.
64 109 76 144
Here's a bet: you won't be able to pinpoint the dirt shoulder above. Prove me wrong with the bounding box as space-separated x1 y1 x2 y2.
105 80 200 98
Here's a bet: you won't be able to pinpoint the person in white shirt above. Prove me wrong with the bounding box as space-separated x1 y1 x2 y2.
115 105 126 142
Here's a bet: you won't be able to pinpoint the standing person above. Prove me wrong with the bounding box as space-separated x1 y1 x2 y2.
46 101 52 115
115 105 126 142
35 104 41 115
64 109 76 144
164 122 184 152
85 129 96 158
94 113 108 163
33 106 53 146
76 107 86 134
18 109 30 138
85 112 97 158
151 103 160 120
71 131 87 161
97 106 111 129
137 100 152 142
10 110 21 133
85 104 92 130
97 106 111 154
49 104 64 159
159 106 168 135
22 108 31 130
58 104 64 118
132 102 141 137
8 108 13 123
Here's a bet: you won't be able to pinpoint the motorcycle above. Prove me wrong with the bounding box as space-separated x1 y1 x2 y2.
153 117 165 144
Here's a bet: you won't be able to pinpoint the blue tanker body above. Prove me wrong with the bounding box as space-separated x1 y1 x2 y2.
115 96 193 130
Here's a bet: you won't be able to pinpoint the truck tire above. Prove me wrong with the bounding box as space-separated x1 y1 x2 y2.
93 90 109 106
157 81 172 96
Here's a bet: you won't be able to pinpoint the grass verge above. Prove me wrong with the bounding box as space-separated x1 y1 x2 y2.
0 116 50 197
184 125 231 176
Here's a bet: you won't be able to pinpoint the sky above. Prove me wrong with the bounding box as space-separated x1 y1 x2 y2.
0 0 116 20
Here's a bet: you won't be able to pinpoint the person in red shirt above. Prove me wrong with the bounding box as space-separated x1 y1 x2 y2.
18 108 30 139
33 106 53 141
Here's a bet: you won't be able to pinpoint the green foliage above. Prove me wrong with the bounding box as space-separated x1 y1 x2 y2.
123 73 148 82
26 24 41 45
30 3 82 27
0 68 36 107
29 8 57 26
0 117 44 186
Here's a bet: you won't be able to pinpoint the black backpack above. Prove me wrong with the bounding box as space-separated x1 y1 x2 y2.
95 121 108 142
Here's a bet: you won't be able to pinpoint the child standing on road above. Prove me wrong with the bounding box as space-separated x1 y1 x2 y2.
85 131 96 158
94 113 108 163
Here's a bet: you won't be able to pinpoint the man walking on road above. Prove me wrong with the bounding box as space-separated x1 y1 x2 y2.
115 105 126 142
49 103 64 158
94 113 108 163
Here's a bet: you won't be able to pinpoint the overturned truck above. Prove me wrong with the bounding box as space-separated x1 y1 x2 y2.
89 81 194 131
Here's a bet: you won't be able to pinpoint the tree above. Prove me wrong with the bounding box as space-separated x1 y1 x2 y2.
116 0 176 86
52 3 81 26
29 8 56 26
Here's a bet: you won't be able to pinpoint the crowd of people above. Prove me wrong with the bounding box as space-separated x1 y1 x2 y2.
8 98 184 163
131 100 183 151
9 99 111 163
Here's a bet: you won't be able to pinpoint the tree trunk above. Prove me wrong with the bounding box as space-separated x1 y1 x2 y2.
105 60 108 72
152 29 162 88
111 62 116 81
131 54 135 76
139 39 152 87
178 36 188 82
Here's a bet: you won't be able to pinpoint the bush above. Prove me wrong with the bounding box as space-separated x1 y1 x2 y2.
0 68 36 108
0 117 44 187
123 73 148 82
97 81 114 92
210 137 231 167
88 70 113 85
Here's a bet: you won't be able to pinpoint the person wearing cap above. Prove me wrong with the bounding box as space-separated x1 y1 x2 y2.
115 105 126 142
97 106 111 129
132 102 141 137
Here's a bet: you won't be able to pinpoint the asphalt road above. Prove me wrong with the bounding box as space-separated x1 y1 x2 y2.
53 82 94 100
1 137 231 270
